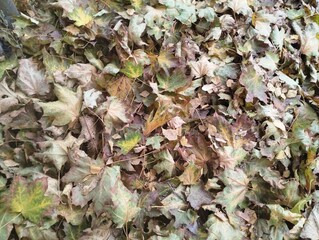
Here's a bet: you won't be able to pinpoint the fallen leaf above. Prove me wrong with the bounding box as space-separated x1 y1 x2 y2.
38 84 82 126
239 65 268 103
68 7 93 27
120 60 143 79
9 177 52 224
17 58 50 96
117 130 142 154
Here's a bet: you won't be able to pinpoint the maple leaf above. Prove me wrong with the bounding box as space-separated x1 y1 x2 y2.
130 0 143 10
144 101 175 136
267 204 302 226
210 113 256 150
97 96 129 134
157 50 179 75
42 48 70 80
239 65 268 103
228 0 252 16
38 84 82 126
68 7 93 27
93 166 140 225
128 15 146 46
117 130 142 154
178 163 202 185
0 79 18 113
8 177 52 224
0 204 21 239
36 133 79 170
120 60 143 79
188 55 217 78
65 63 96 85
17 58 50 96
104 75 133 100
186 183 212 210
156 71 189 92
205 213 244 240
216 146 247 169
153 149 176 178
215 169 249 213
83 89 102 109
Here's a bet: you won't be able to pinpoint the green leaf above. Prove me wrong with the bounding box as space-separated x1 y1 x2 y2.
68 7 93 27
215 169 249 213
0 205 21 240
110 184 140 228
9 177 52 224
157 50 179 75
239 65 268 103
153 149 175 178
36 133 78 171
267 204 302 226
93 166 140 227
42 48 71 80
205 214 244 240
159 0 197 26
38 84 82 126
117 131 142 154
157 71 188 92
128 15 146 46
0 54 18 80
145 135 164 150
120 60 143 79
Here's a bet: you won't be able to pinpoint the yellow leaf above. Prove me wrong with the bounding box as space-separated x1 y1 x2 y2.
130 0 143 10
120 60 143 79
144 102 174 136
68 8 93 27
9 177 52 223
117 131 142 154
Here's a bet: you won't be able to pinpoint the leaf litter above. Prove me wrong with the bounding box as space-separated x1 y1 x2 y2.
0 0 319 239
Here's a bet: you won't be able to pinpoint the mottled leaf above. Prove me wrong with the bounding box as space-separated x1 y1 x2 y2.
120 60 143 79
9 177 52 224
117 131 142 154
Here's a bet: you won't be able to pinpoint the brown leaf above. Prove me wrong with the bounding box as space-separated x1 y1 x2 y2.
210 113 256 150
104 75 133 100
17 58 50 96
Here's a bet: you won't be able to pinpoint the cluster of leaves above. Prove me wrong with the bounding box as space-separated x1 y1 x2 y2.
1 0 319 239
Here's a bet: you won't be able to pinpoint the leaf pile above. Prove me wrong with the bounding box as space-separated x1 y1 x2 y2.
1 0 319 239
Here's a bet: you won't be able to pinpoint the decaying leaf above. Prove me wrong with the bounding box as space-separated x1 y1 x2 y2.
3 0 319 238
215 169 249 213
239 65 268 103
38 84 82 126
120 60 143 79
117 130 142 154
68 7 93 27
17 58 50 96
8 177 52 224
144 98 177 135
